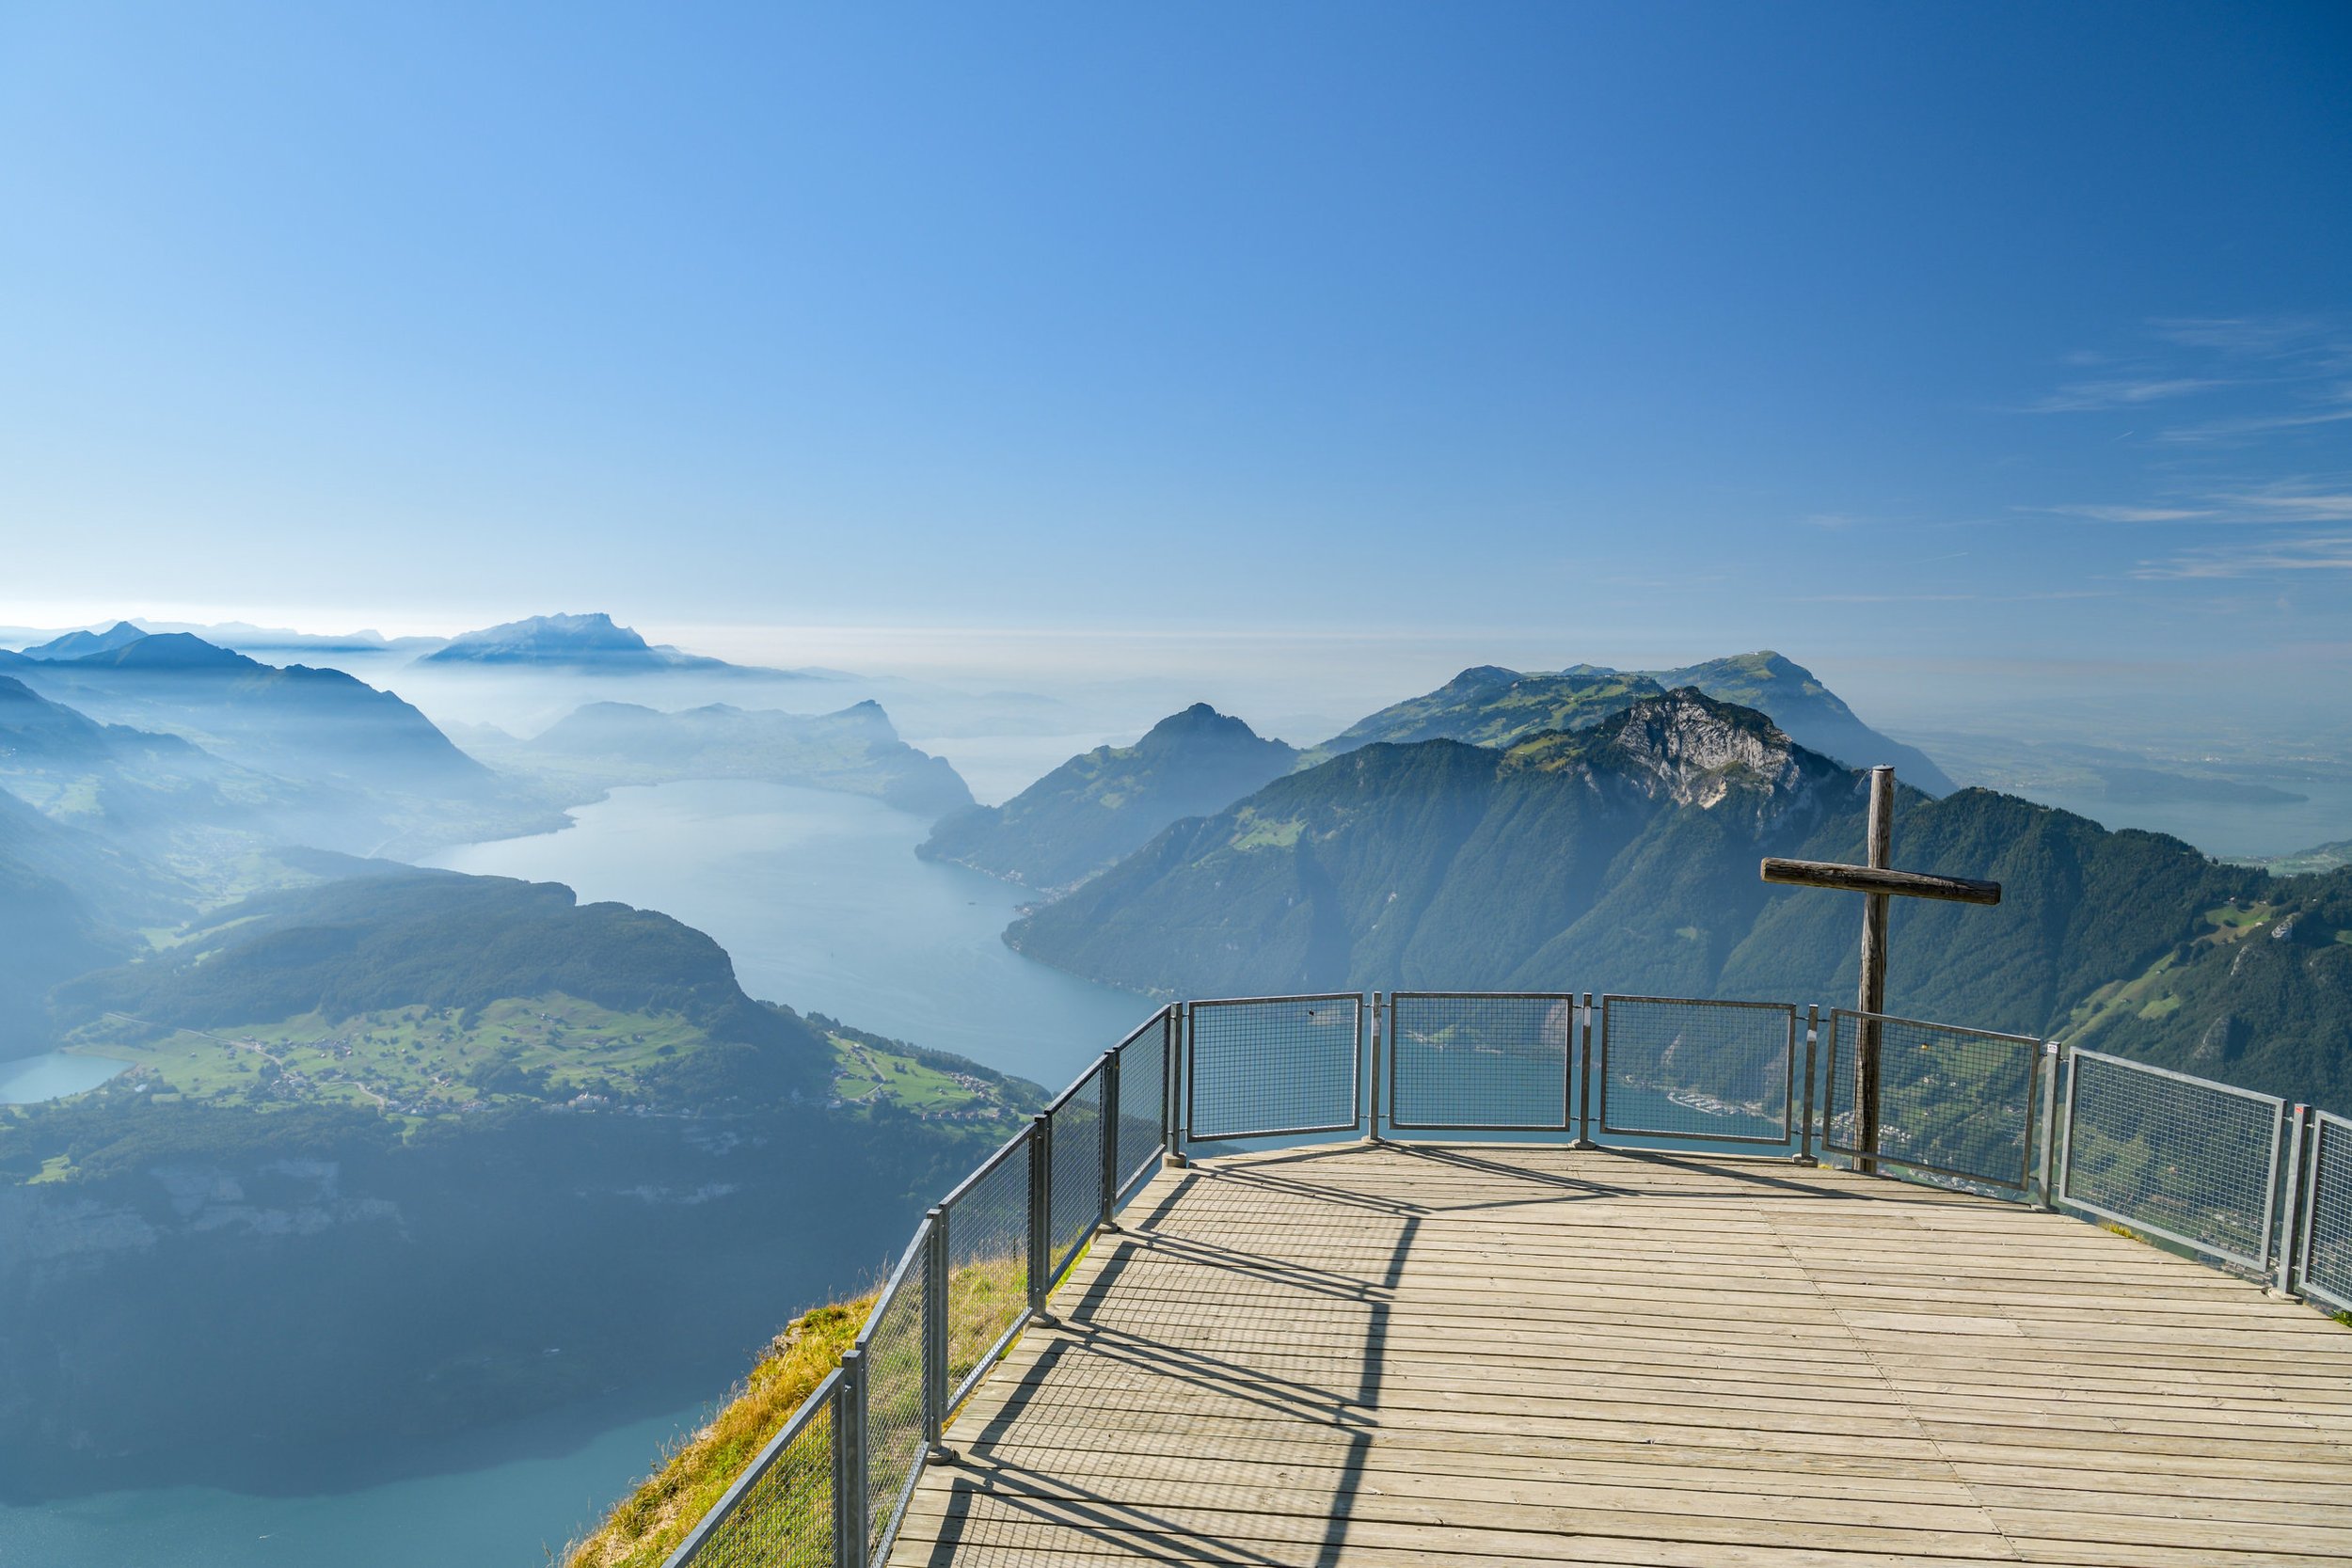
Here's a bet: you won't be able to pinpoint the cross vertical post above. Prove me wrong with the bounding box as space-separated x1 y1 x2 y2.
1760 767 2001 1180
1856 765 1894 1173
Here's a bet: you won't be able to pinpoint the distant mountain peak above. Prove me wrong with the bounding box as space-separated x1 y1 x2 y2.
1141 703 1263 745
20 620 151 661
80 632 252 671
428 612 651 660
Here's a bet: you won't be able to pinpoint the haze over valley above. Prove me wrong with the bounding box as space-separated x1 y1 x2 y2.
5 7 2347 1564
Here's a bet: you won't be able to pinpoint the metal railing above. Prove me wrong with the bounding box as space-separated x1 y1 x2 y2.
2299 1109 2352 1314
1601 994 1799 1148
663 987 2350 1566
1184 993 1362 1143
2057 1047 2289 1275
1387 990 1580 1132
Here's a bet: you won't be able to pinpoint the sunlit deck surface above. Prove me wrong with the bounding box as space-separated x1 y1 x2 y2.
889 1142 2352 1568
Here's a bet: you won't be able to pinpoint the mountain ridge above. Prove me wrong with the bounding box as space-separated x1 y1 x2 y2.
1315 650 1956 794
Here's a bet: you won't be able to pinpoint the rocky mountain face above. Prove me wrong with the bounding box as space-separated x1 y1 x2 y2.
921 704 1299 892
1311 650 1956 795
1650 652 1959 796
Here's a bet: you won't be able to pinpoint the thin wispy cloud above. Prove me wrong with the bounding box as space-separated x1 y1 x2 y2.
2158 388 2352 445
2024 376 2232 413
2042 503 2214 523
2149 316 2333 356
2134 533 2352 579
2204 480 2352 522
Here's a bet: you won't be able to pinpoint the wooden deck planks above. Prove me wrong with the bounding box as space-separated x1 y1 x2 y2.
887 1143 2352 1568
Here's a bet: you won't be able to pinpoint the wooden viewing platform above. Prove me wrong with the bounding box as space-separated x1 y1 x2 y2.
887 1142 2352 1568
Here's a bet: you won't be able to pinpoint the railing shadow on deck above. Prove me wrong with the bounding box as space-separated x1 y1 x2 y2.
660 988 2351 1568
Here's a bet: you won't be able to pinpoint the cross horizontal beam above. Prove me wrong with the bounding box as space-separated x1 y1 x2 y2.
1759 857 2002 906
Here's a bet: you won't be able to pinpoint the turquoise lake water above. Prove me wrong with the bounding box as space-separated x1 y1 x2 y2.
426 780 1155 1089
0 1402 706 1568
0 1051 127 1104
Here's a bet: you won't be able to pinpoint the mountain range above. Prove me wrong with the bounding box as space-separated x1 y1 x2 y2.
926 650 1952 895
1006 689 2346 1111
1 633 486 793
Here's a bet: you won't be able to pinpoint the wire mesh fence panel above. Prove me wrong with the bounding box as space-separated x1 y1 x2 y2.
1186 994 1363 1142
2304 1111 2352 1313
1113 1011 1169 1197
1046 1061 1105 1284
940 1130 1030 1410
1825 1010 2042 1192
2059 1048 2285 1273
1388 992 1576 1130
670 1376 837 1568
1598 996 1795 1146
857 1231 929 1563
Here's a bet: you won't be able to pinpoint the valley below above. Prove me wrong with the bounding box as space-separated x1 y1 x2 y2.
0 779 1155 1566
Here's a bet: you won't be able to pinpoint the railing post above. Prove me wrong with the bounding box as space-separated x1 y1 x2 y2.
1164 1003 1189 1168
1099 1049 1121 1232
1026 1113 1057 1325
1365 991 1385 1144
2273 1104 2309 1298
922 1208 955 1464
2296 1106 2326 1300
1573 992 1597 1148
2054 1044 2079 1211
2032 1040 2063 1210
835 1346 867 1568
1794 1005 1820 1166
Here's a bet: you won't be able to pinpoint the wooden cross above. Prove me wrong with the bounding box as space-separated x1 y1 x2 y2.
1758 766 2001 1169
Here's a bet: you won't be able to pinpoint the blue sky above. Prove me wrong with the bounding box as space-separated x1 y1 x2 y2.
2 3 2347 726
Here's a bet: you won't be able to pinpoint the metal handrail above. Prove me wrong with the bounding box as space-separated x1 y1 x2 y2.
664 988 2349 1565
1598 993 1799 1149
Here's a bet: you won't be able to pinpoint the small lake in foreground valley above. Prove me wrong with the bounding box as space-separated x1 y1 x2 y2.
0 1052 127 1104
